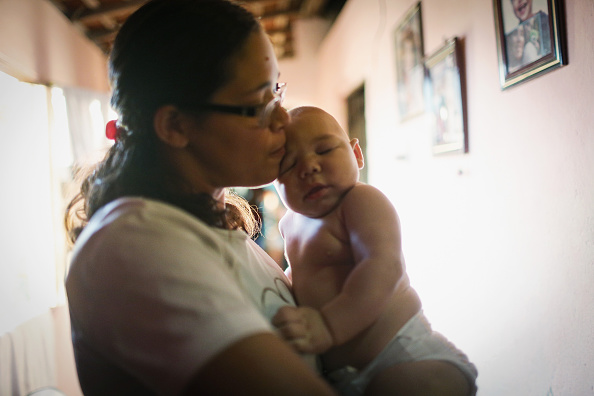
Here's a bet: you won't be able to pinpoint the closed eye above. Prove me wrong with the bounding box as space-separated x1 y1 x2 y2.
317 145 337 155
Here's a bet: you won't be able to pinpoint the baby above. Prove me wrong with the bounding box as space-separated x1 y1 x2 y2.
273 106 477 396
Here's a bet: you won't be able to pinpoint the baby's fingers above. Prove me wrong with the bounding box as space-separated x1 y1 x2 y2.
288 336 314 353
272 305 302 327
276 320 308 340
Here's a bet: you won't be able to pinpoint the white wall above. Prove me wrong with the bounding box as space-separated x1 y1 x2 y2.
281 0 594 395
0 0 109 91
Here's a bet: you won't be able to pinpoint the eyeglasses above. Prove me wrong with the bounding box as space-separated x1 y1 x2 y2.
199 83 287 128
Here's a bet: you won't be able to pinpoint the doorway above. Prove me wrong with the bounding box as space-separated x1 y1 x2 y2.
347 84 367 183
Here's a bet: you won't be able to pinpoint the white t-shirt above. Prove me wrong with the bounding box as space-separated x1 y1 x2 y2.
66 197 302 395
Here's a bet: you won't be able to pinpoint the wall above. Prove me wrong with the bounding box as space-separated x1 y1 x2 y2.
281 0 594 395
0 0 109 91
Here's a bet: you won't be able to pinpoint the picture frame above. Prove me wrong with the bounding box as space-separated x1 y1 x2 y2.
493 0 567 89
425 37 468 155
394 2 426 120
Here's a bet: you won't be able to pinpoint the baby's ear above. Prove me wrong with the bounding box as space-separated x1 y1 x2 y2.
153 105 190 148
350 138 365 169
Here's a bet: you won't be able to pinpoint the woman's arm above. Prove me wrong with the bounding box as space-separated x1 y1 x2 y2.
184 333 336 395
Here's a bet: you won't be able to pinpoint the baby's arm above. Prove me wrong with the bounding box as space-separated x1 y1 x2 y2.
274 185 404 353
320 184 404 346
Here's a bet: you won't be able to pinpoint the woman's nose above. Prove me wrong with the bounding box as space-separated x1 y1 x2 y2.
269 105 289 132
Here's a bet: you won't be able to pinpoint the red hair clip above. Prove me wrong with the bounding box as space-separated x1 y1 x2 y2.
106 120 119 140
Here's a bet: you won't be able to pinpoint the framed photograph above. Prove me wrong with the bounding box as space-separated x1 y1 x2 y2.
394 2 426 120
425 37 467 155
493 0 567 89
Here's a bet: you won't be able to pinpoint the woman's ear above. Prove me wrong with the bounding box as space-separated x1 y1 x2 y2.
153 105 190 148
350 138 365 169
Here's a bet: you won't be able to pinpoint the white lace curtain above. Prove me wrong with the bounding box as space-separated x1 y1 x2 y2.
61 86 112 166
0 72 110 395
0 74 112 334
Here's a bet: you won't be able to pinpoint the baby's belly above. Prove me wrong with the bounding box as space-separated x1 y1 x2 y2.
292 263 352 307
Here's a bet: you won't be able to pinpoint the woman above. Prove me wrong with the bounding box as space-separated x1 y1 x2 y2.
64 0 336 395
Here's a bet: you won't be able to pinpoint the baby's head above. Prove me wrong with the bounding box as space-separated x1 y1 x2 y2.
275 106 364 218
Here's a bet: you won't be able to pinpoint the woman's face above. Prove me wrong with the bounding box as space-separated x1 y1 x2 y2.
184 28 288 195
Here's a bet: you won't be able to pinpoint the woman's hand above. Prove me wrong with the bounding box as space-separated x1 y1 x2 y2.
272 306 334 354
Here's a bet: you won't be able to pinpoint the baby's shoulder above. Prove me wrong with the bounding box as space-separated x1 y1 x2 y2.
340 183 398 223
343 183 392 206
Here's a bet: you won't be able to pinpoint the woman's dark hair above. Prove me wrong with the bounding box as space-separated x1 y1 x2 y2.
65 0 261 244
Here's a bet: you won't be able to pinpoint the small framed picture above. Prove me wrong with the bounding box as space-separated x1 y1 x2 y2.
425 37 467 155
394 2 426 121
493 0 567 89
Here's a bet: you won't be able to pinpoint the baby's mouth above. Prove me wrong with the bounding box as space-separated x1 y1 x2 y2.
304 185 328 200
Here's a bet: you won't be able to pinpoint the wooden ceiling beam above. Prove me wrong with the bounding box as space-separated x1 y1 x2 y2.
72 0 148 23
300 0 329 17
259 10 300 21
54 0 328 59
240 0 294 4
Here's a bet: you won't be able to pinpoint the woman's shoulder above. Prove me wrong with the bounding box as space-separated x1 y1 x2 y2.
87 196 245 238
68 197 258 298
73 197 247 262
94 196 193 224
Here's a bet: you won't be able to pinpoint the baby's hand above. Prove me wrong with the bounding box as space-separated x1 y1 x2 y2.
272 306 334 354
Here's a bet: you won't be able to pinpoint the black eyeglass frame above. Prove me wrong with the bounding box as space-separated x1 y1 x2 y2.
198 103 260 117
196 83 287 124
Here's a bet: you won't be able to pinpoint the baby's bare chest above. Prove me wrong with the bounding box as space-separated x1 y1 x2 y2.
284 216 354 306
285 217 353 269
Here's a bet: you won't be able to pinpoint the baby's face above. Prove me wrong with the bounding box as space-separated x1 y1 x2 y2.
511 0 533 21
275 108 362 218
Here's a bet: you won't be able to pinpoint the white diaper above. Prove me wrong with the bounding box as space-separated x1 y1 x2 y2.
325 311 478 396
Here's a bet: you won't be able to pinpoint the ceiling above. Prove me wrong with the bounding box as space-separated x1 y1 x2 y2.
49 0 347 60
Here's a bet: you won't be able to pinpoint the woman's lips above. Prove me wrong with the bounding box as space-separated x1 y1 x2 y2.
270 145 286 159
